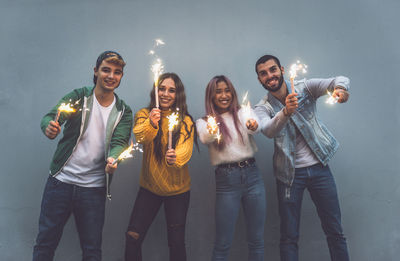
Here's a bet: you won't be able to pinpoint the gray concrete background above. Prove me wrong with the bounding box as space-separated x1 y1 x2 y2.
0 0 399 260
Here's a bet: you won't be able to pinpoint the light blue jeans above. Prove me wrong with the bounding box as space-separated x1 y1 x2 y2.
212 162 266 261
277 163 349 261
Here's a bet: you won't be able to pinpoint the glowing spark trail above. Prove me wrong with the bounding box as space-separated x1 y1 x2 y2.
241 91 252 122
289 60 307 94
54 99 80 123
325 91 339 105
149 39 166 108
207 115 221 143
167 111 180 149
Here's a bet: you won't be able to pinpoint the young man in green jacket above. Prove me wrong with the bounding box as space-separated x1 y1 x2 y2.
33 51 133 261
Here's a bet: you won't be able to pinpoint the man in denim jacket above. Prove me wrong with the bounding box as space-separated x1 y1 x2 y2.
254 54 350 261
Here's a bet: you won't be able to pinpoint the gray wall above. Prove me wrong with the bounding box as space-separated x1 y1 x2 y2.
1 0 399 260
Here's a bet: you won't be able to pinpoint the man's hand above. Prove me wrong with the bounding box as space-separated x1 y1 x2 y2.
166 149 177 165
105 157 117 174
246 119 258 131
45 121 61 139
284 93 299 116
333 88 349 103
149 108 161 128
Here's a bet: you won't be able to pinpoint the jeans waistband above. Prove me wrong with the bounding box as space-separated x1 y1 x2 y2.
295 162 323 171
217 158 255 169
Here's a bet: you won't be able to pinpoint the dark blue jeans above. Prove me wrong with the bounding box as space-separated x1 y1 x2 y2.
277 164 349 261
33 176 106 261
125 187 190 261
212 163 266 261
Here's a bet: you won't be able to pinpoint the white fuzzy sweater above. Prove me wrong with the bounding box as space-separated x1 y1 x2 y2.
196 108 260 166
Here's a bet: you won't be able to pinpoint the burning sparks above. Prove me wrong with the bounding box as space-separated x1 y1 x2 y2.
167 111 180 149
111 141 143 165
167 111 180 131
151 58 164 89
325 91 339 105
289 60 308 93
155 39 165 46
149 39 166 108
55 99 80 122
241 91 252 121
207 115 221 143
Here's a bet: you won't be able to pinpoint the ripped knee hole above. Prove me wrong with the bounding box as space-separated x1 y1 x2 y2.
127 231 140 240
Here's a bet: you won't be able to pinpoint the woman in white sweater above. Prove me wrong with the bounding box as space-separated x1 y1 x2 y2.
196 75 266 261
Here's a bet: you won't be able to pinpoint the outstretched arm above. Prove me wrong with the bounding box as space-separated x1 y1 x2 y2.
305 76 350 101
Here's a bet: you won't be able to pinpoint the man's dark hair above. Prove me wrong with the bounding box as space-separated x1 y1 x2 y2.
93 51 125 85
255 55 281 73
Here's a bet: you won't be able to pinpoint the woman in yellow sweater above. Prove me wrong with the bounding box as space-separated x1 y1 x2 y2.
125 73 196 261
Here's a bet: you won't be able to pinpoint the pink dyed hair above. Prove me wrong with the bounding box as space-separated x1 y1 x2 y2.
204 75 244 149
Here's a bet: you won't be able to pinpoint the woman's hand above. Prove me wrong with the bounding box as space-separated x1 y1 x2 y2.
166 149 177 165
149 108 161 128
246 119 258 131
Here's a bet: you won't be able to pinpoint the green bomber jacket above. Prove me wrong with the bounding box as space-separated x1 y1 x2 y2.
40 86 133 199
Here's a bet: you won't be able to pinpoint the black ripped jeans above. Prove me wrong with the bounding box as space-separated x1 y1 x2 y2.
125 187 190 261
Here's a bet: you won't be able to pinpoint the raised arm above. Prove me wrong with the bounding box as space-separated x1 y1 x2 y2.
238 107 261 135
40 89 81 139
132 108 158 145
196 118 218 144
254 102 290 138
169 116 195 168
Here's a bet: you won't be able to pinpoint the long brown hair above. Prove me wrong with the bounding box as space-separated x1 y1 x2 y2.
204 75 243 150
141 72 198 162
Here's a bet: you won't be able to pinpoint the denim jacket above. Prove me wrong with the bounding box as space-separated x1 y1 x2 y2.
255 77 350 186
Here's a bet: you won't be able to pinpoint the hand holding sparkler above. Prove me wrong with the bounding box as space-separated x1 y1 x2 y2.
166 149 177 165
149 108 161 128
284 93 299 116
105 157 118 174
326 87 349 105
246 119 258 131
45 121 61 139
206 115 221 143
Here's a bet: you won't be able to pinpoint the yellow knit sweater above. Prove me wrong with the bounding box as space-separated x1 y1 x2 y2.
133 108 194 196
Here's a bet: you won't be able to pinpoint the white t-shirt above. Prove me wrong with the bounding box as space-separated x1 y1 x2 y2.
294 128 319 168
56 95 116 187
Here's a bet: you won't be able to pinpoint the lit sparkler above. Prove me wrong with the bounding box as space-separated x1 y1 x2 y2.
325 91 339 105
155 39 165 46
54 99 80 123
289 60 307 94
149 39 166 108
207 115 221 143
241 91 252 122
106 141 143 200
151 59 164 108
111 141 143 165
167 111 180 150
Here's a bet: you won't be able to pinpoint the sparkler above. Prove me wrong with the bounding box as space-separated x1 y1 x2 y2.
207 115 221 143
167 111 180 150
111 141 143 165
54 99 80 123
289 60 307 94
325 91 339 105
241 91 252 122
149 39 166 108
106 141 143 200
